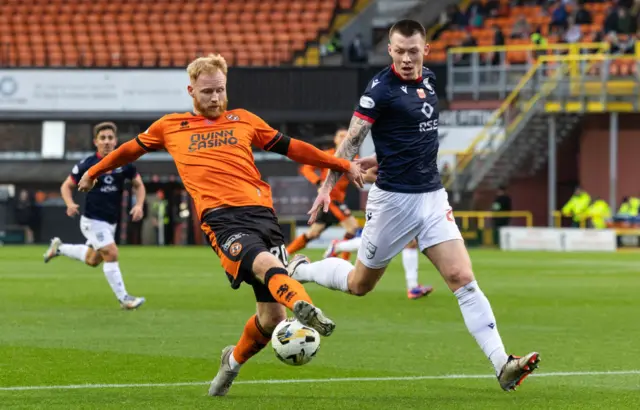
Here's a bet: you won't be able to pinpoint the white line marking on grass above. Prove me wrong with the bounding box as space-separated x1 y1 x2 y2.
1 370 639 392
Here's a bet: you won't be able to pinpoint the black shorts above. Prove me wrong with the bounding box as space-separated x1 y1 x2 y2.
317 200 352 226
201 206 288 303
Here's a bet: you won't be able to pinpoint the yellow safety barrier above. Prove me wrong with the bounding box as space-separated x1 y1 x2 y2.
448 41 609 56
533 52 640 112
552 211 587 228
444 60 541 188
453 211 533 230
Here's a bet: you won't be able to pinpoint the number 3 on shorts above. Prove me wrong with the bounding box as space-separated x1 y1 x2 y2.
270 244 289 267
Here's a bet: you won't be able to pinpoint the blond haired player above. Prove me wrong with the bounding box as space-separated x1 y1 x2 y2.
76 54 364 397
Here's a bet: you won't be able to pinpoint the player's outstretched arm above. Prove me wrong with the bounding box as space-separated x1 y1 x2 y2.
249 110 363 185
79 118 165 192
322 114 372 192
78 140 147 192
255 130 363 187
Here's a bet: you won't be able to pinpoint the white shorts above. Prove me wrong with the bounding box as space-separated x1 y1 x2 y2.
80 215 117 250
357 185 462 269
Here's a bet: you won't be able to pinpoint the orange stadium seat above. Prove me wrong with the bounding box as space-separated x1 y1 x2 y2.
432 0 625 65
0 0 349 67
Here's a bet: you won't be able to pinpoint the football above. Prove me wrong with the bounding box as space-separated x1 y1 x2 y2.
271 318 321 366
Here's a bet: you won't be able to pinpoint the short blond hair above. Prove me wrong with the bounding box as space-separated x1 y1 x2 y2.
186 53 228 82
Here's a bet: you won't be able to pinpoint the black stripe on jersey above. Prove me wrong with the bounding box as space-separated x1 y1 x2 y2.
264 132 290 155
135 136 155 152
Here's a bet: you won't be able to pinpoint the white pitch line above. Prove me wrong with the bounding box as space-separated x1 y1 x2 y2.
1 370 639 392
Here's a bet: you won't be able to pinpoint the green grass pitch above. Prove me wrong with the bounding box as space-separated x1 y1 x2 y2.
1 246 639 409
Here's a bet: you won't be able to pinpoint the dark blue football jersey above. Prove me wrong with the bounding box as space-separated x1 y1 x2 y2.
70 154 138 224
354 65 442 193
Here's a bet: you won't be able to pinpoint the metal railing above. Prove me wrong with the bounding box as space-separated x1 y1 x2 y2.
446 42 610 100
444 59 542 191
444 42 613 192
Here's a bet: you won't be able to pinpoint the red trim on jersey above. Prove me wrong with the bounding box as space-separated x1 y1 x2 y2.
391 64 423 83
354 111 375 124
96 152 103 159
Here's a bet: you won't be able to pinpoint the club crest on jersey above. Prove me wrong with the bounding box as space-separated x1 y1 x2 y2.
226 114 240 121
222 233 247 251
360 96 375 109
423 78 435 94
365 241 377 259
417 88 426 99
229 242 243 257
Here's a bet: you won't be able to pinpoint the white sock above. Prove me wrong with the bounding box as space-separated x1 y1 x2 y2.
454 280 509 375
402 248 419 289
59 244 89 263
229 349 242 371
334 237 362 252
102 261 128 301
293 258 352 292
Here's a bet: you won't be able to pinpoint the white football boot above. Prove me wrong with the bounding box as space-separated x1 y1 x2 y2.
119 295 146 310
208 345 240 397
43 237 62 263
497 352 540 391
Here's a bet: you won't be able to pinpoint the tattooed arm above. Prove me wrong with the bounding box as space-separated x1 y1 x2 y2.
321 115 372 192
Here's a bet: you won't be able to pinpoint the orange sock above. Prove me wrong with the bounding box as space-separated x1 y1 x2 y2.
286 234 309 255
232 314 271 364
265 268 313 310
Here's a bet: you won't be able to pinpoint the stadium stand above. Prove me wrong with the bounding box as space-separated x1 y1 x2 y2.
0 0 358 67
428 0 637 74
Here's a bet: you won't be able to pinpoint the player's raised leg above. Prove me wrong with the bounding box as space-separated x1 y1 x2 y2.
44 237 104 267
292 184 420 296
209 300 285 396
251 252 335 336
420 196 539 390
403 240 433 300
208 250 335 397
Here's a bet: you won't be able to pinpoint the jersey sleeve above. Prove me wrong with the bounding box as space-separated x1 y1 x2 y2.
246 111 280 150
354 77 389 124
136 117 166 152
69 160 90 184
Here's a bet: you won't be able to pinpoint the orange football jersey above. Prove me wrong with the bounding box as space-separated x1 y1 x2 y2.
136 109 280 219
